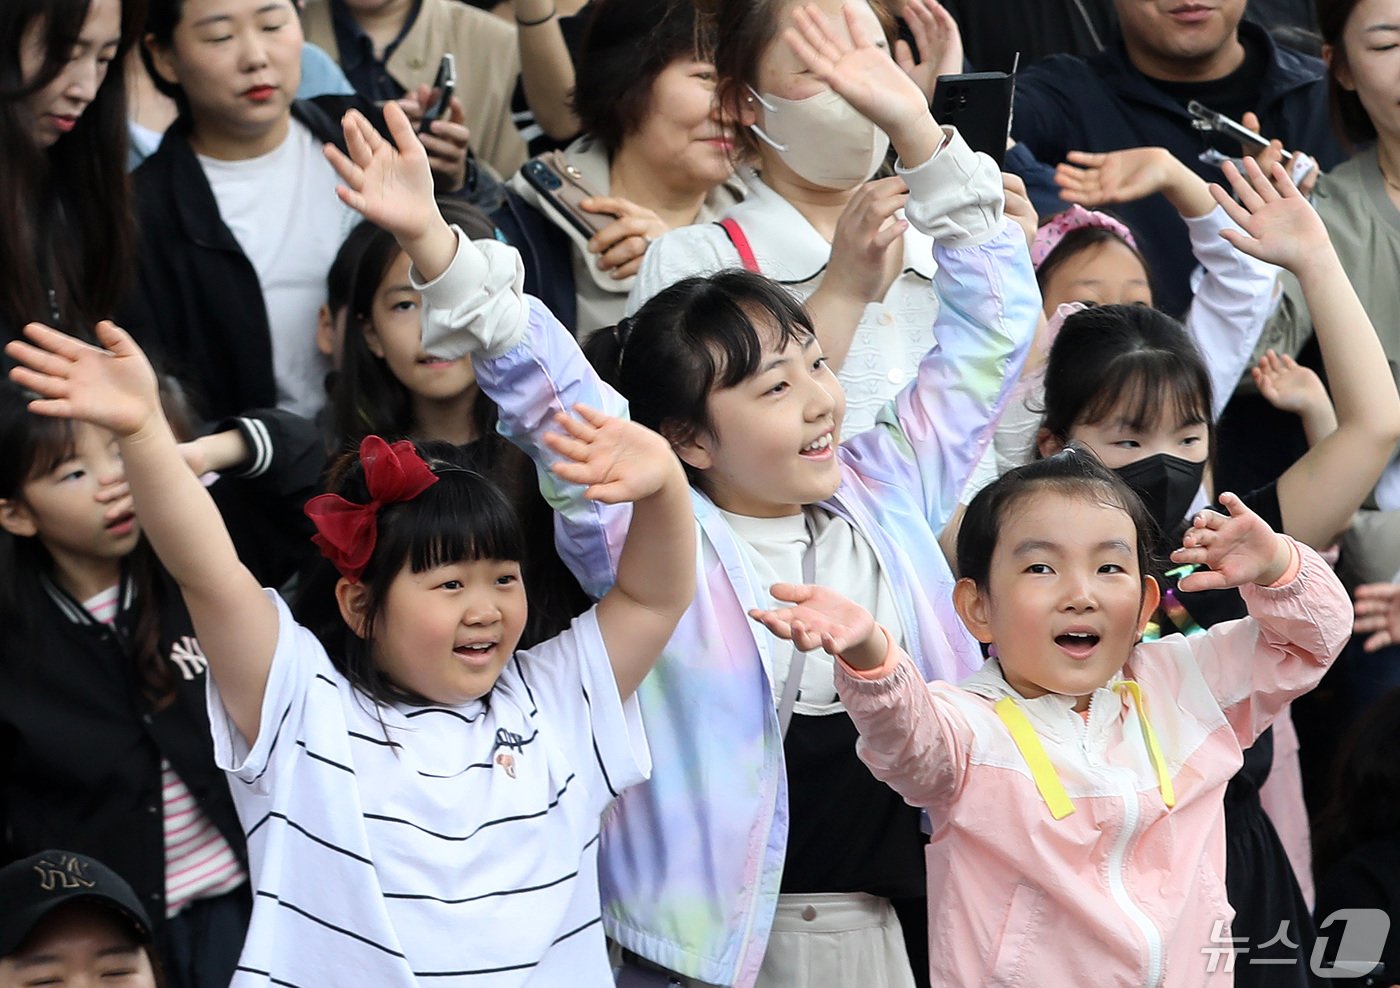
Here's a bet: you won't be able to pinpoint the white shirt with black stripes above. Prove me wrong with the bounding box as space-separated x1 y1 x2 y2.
208 592 650 986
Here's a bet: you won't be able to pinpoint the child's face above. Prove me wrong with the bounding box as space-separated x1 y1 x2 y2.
1061 402 1209 471
147 0 302 146
678 331 845 517
0 903 156 988
364 250 479 405
0 423 138 574
955 489 1159 711
20 0 123 149
1039 239 1153 316
365 557 528 706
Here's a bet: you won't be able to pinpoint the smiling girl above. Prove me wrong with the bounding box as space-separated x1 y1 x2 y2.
419 7 1037 983
749 449 1351 988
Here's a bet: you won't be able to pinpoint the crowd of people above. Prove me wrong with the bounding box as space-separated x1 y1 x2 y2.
3 0 1400 985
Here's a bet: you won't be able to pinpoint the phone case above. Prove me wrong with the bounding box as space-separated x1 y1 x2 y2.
519 151 613 241
932 72 1015 166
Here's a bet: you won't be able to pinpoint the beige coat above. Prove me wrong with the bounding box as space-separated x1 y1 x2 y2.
303 0 528 180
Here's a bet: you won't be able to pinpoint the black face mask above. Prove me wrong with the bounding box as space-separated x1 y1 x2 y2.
1112 453 1206 532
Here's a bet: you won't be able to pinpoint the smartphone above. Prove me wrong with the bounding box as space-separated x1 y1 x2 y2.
932 71 1016 166
418 53 456 133
519 152 614 240
1188 100 1292 164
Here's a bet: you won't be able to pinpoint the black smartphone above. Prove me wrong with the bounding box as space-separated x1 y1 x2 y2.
418 53 456 134
932 71 1016 166
1188 100 1293 164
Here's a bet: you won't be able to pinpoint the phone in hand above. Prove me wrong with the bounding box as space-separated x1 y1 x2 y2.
932 71 1016 166
1188 100 1293 164
520 152 615 241
418 53 456 134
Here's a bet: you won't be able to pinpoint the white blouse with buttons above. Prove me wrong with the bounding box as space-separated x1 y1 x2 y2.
628 167 939 436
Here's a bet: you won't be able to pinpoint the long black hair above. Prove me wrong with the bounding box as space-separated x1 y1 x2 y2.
0 0 144 336
0 380 175 708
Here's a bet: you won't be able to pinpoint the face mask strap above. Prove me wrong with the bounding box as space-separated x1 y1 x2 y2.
744 87 790 153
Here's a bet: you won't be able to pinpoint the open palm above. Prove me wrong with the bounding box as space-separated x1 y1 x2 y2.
1210 157 1329 271
543 405 680 504
323 101 438 245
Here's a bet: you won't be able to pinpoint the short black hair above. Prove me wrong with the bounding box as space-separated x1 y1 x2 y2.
957 446 1160 590
292 440 525 708
1039 303 1214 458
572 0 700 155
583 269 814 484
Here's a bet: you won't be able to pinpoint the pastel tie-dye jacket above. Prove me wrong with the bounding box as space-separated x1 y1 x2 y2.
415 132 1042 987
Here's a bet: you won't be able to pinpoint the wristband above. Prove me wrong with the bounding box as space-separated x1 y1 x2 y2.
516 7 556 26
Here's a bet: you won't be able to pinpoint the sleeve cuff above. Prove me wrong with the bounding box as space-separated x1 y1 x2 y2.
837 625 903 680
1267 537 1303 589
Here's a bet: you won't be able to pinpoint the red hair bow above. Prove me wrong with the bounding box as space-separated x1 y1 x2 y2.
305 436 439 582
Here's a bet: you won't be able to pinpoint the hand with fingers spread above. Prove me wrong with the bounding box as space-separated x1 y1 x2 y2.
541 404 683 504
784 2 941 167
1170 492 1295 592
324 101 441 250
893 0 963 103
748 583 886 670
823 175 910 304
1055 147 1214 218
4 321 163 440
581 197 667 280
1353 582 1400 653
1209 156 1329 275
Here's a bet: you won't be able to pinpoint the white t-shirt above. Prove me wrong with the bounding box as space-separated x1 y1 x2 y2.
721 507 902 715
209 593 649 986
198 121 357 419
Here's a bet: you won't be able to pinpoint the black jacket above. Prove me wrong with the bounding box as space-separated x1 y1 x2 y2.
0 567 245 929
491 188 579 334
123 97 376 423
1008 20 1343 317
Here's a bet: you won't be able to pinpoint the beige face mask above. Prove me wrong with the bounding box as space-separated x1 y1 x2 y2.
748 86 890 191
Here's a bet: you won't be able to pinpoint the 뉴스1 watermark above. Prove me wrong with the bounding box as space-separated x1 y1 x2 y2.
1202 909 1391 980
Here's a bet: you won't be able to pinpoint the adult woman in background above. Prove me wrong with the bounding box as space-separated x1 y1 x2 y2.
628 0 964 436
493 0 744 337
1 0 140 343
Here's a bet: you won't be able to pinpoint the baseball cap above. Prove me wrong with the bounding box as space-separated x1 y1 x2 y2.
0 850 153 956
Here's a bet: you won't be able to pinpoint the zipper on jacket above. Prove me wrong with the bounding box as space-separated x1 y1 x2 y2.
1108 769 1164 987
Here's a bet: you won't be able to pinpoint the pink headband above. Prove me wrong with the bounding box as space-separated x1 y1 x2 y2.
1030 205 1138 269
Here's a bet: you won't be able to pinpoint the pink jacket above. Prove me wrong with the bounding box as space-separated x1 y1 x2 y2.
836 541 1351 988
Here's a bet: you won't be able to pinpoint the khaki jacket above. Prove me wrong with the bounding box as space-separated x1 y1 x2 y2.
303 0 528 179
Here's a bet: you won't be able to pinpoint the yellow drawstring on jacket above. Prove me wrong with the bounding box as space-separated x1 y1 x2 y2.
994 683 1176 821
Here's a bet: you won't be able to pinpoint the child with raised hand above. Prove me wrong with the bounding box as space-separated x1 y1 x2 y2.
371 4 1037 983
3 101 696 983
751 449 1352 988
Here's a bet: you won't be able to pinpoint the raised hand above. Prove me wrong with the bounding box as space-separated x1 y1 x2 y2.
324 101 438 247
1056 146 1217 219
1171 492 1295 592
1253 349 1333 419
894 0 963 103
1353 582 1400 653
542 404 683 504
5 321 162 439
784 2 937 162
581 196 667 280
748 582 885 669
1209 156 1330 274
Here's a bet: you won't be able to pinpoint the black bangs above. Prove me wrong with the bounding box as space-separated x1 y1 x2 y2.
0 382 77 496
369 467 525 583
693 277 816 391
1075 349 1212 434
